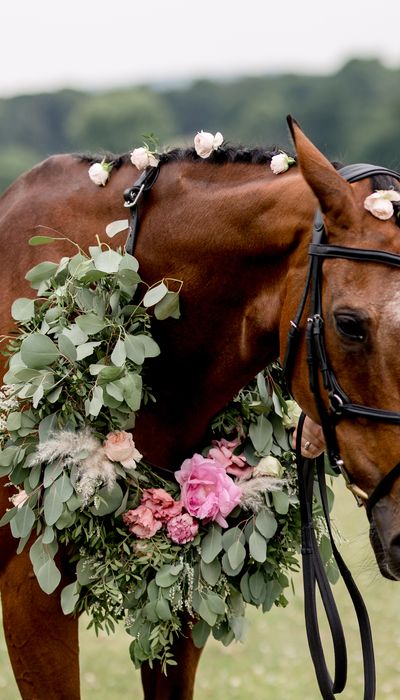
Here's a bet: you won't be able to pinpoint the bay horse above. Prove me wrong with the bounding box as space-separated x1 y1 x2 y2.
0 117 400 700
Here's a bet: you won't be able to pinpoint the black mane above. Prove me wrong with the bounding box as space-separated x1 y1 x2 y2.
76 145 291 170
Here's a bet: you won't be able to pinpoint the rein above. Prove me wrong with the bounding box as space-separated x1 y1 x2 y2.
285 162 400 699
123 165 160 255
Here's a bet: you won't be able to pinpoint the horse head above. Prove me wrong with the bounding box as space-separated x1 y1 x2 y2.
284 117 400 580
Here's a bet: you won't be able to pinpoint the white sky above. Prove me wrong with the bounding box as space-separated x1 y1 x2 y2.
1 0 400 97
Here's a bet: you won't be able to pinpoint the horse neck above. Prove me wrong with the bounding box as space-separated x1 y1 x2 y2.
132 160 315 468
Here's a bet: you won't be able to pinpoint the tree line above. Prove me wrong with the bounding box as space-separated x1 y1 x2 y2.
0 57 399 192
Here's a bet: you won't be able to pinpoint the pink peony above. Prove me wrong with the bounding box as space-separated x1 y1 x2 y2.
167 513 199 544
175 453 241 528
122 505 162 539
208 438 253 479
104 431 142 469
140 488 182 523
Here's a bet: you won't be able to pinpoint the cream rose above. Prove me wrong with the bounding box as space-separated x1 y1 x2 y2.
104 431 142 469
130 147 159 171
194 130 223 158
270 152 295 175
253 455 283 478
88 161 112 186
364 190 400 221
282 399 302 429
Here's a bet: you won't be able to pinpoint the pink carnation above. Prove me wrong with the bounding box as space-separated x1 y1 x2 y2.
208 438 253 478
167 513 199 544
175 453 241 528
140 488 182 523
122 505 162 539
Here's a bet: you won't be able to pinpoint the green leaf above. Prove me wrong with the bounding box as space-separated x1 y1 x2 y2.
43 483 64 525
58 334 77 362
11 297 35 321
11 504 35 539
76 313 107 335
39 413 58 443
25 261 58 286
136 334 160 358
272 490 290 515
62 324 89 345
201 526 223 564
206 592 225 615
196 598 217 627
221 552 244 576
249 571 266 602
29 235 58 246
255 509 278 539
94 250 122 273
192 620 211 648
0 446 18 467
42 525 55 544
227 540 246 569
155 563 183 587
154 292 180 320
6 412 22 431
222 526 245 551
143 282 168 307
89 385 103 417
60 580 80 615
111 338 126 367
89 482 123 516
155 598 172 621
122 373 142 411
76 558 98 585
54 473 74 502
249 415 273 453
20 333 60 369
76 341 101 361
249 530 267 562
200 558 221 586
124 334 145 364
0 506 18 528
263 580 283 612
32 384 44 409
36 558 61 595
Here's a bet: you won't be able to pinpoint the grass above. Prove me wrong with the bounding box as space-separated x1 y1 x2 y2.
1 479 400 699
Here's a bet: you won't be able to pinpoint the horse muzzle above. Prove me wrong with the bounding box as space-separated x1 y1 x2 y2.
369 500 400 581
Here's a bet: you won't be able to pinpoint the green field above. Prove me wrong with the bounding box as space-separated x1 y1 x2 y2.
1 480 400 699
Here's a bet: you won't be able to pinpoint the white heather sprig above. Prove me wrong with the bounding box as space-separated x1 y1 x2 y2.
364 189 400 221
88 160 113 186
270 152 296 175
194 130 224 158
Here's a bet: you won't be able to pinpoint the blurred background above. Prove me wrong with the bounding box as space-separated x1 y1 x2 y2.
1 1 400 697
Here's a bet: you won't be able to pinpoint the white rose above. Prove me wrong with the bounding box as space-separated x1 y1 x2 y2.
282 399 302 429
270 152 295 175
194 131 224 158
130 147 159 171
253 456 282 478
88 161 111 186
364 190 400 221
10 489 29 508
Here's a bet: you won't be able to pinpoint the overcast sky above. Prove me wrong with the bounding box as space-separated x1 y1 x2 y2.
2 0 399 97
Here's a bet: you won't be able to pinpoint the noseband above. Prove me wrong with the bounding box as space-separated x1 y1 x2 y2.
284 162 400 518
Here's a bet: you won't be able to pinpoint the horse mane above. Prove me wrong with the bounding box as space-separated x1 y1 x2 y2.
76 145 294 170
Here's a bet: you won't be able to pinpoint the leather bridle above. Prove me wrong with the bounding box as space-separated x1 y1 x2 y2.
284 162 400 700
284 162 400 517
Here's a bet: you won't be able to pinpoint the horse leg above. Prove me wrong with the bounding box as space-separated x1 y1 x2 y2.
0 542 80 700
140 631 203 700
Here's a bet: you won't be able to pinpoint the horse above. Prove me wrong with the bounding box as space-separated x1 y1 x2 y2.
0 116 399 700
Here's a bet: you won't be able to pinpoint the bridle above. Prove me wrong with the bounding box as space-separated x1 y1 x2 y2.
284 162 400 517
284 162 400 700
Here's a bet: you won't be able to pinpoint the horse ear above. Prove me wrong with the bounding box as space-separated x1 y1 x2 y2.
287 115 357 229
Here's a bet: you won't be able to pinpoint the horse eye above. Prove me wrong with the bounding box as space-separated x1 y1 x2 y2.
334 313 367 342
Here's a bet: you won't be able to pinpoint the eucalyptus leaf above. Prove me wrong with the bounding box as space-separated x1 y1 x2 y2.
76 313 107 335
76 341 102 361
192 620 211 649
111 338 126 367
249 415 273 454
272 490 290 515
36 558 61 594
227 540 246 570
201 526 223 564
255 509 278 539
142 282 168 308
249 530 267 563
43 483 64 525
29 235 58 246
11 504 35 539
105 219 129 238
20 333 60 369
154 292 180 320
11 297 35 321
60 580 80 615
25 261 58 286
94 250 122 273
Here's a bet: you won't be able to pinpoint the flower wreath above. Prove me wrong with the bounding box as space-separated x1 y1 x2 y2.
0 231 337 672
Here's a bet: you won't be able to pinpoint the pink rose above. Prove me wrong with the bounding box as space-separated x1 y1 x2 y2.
167 513 199 544
123 505 162 539
130 147 159 171
208 438 253 479
364 190 400 221
88 161 112 186
175 453 241 528
104 431 142 469
140 488 182 522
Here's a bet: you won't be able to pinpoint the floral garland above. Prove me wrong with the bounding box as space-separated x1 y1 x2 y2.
0 212 337 673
